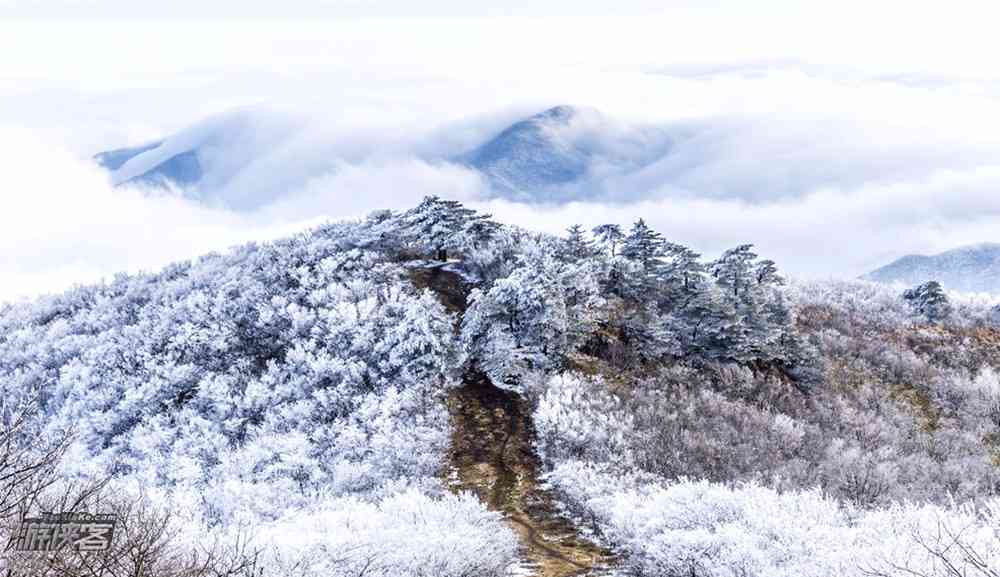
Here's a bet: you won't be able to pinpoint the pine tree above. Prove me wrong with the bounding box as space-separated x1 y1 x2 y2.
902 281 952 323
592 224 625 257
466 216 503 249
661 242 706 308
562 225 596 262
711 244 758 300
676 285 740 360
754 259 784 286
401 196 480 261
708 245 796 361
620 219 665 271
616 219 667 302
560 259 605 352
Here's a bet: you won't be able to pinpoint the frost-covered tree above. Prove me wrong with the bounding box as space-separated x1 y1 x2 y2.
755 258 784 286
660 242 707 311
465 215 503 250
559 259 606 350
561 224 596 262
711 244 758 300
903 280 952 323
664 243 705 289
592 224 625 257
461 249 568 392
620 219 665 271
675 285 741 359
400 195 489 261
542 462 1000 577
615 219 668 304
703 244 795 362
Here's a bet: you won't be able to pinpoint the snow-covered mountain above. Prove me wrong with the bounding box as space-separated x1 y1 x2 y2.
460 105 672 201
864 243 1000 293
462 105 594 193
4 197 1000 575
95 140 202 188
92 110 304 210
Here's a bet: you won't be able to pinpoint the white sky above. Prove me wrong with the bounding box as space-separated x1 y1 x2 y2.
3 1 1000 300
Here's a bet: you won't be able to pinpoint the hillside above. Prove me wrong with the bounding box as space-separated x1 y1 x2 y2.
1 197 999 576
865 243 1000 293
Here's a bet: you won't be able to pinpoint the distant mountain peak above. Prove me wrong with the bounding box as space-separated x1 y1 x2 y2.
463 105 597 196
91 110 300 210
865 243 1000 294
95 140 203 189
534 104 580 121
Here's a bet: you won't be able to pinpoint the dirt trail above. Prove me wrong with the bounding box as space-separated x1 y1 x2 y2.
410 264 617 577
446 372 616 577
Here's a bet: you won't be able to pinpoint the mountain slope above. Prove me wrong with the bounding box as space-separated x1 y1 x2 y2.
865 243 1000 293
464 106 594 195
0 212 520 576
95 140 202 188
3 198 1000 575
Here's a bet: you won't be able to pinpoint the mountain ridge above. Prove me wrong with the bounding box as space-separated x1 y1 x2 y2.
865 242 1000 293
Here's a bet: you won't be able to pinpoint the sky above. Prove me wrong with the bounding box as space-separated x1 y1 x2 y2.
3 1 1000 301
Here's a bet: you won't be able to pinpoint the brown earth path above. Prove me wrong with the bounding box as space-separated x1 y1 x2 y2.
409 264 617 577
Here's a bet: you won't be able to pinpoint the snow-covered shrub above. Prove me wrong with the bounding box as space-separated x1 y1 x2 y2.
528 277 1000 575
534 373 635 465
255 490 517 577
11 235 454 491
545 462 1000 577
541 351 1000 507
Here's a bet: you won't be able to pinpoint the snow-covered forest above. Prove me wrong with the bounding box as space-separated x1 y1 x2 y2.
1 196 999 576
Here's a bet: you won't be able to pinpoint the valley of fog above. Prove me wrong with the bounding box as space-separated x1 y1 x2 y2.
5 9 1000 300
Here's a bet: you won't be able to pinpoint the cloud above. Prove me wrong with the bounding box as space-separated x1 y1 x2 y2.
259 157 486 221
0 119 487 303
4 12 1000 299
473 164 1000 279
0 127 316 303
